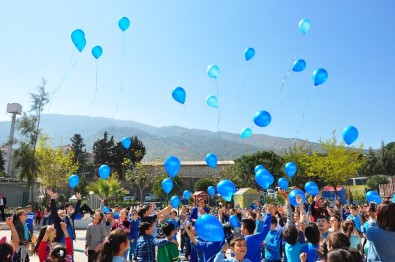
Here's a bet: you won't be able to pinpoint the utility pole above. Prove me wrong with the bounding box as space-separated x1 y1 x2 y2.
6 103 22 177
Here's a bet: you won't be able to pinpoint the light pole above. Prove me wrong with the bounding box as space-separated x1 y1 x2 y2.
89 191 95 209
6 103 22 177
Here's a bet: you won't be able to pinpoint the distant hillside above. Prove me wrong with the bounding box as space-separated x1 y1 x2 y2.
0 114 324 161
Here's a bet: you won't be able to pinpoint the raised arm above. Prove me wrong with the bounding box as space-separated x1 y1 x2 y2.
70 193 82 219
6 217 19 252
47 189 60 224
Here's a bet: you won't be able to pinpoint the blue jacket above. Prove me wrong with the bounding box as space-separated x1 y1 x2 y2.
189 206 210 224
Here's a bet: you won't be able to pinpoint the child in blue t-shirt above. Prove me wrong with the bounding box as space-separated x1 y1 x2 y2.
25 205 35 237
301 223 320 262
264 216 282 262
283 226 307 262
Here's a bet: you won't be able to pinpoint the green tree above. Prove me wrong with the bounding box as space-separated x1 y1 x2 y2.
14 78 49 202
70 134 88 173
0 151 5 176
35 136 78 189
231 151 284 189
194 178 215 192
305 132 364 196
87 172 128 200
92 131 115 167
283 143 313 188
112 136 146 178
377 142 395 177
366 175 389 191
125 161 156 202
152 174 183 200
359 148 379 177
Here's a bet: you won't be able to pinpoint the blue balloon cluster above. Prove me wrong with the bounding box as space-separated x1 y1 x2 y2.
92 45 103 59
68 174 79 188
121 137 132 149
195 214 225 241
312 68 328 86
164 156 181 178
342 126 358 145
183 190 191 200
207 186 216 196
292 59 306 72
205 153 217 168
170 196 181 208
71 29 86 52
172 87 186 104
162 178 173 194
207 65 220 79
98 165 111 179
118 17 130 32
284 162 297 178
255 169 274 190
304 181 319 196
240 128 252 139
206 95 218 108
244 47 255 61
217 180 236 201
288 189 306 207
253 110 271 127
278 178 289 190
366 191 382 204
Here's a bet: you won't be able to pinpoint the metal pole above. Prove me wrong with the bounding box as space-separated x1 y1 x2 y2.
6 112 17 176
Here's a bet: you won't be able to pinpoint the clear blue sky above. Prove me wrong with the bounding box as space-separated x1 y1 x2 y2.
0 1 394 149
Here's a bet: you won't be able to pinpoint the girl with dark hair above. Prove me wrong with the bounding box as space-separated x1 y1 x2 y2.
341 220 361 250
13 209 30 262
37 222 73 262
32 226 54 258
96 228 129 262
366 200 395 261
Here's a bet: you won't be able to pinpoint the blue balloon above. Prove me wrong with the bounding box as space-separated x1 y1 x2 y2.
253 110 271 127
207 186 216 196
206 95 218 108
118 17 130 32
205 153 217 168
229 214 240 227
121 137 132 149
304 181 319 196
92 45 103 59
278 178 289 190
255 169 274 190
312 68 328 86
164 156 181 178
284 162 297 178
217 180 236 202
342 126 358 145
254 164 265 174
207 65 220 78
183 190 192 200
240 128 252 139
244 47 255 61
98 165 111 179
170 196 181 208
366 191 380 202
68 174 79 188
162 178 173 194
195 214 225 241
292 59 306 72
172 87 186 104
393 193 395 203
299 18 311 34
103 206 110 213
289 189 307 207
71 29 86 52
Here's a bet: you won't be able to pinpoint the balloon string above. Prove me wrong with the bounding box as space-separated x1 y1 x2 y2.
215 79 221 149
172 178 182 193
280 58 295 104
83 63 100 138
112 33 126 118
230 62 248 109
293 86 314 144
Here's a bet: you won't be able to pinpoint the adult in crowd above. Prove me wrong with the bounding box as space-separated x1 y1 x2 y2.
366 200 395 261
309 195 329 223
42 203 52 226
0 193 7 221
189 198 209 224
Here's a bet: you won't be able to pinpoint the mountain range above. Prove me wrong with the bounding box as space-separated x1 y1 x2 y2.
0 114 324 161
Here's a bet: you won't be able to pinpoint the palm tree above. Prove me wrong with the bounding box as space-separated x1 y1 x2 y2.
87 173 128 200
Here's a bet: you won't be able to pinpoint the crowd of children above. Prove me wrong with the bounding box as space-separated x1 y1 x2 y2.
0 189 394 262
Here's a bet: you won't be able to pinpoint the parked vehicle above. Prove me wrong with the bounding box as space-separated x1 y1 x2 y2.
144 193 157 201
123 195 136 201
